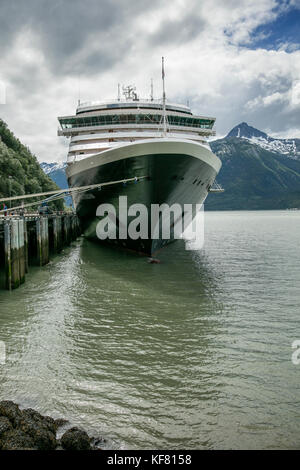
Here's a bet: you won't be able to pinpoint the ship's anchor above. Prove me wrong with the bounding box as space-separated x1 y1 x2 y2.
148 258 161 264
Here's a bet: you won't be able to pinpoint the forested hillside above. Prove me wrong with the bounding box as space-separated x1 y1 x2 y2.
0 119 63 210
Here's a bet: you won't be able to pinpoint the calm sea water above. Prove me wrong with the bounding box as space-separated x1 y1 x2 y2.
0 211 299 449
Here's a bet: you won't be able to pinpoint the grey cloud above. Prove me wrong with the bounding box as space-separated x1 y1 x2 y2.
0 0 299 162
242 97 300 136
0 0 160 76
188 72 300 138
149 13 206 47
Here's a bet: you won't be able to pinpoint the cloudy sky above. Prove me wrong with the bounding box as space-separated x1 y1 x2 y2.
0 0 300 162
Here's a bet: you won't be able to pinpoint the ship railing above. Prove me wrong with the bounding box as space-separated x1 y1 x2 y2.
78 98 163 106
57 125 216 136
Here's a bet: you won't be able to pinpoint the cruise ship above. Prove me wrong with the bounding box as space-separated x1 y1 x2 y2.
58 74 222 255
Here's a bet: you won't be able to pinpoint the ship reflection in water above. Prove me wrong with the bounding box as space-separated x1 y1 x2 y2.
0 211 299 449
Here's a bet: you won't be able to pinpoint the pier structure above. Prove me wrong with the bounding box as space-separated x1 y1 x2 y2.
0 175 147 290
0 213 81 290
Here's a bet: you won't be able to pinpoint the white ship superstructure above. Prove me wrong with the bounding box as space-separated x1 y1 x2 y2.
58 85 216 162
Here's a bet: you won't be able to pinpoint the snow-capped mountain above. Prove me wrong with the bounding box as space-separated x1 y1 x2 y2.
40 162 68 188
206 123 300 210
227 122 300 160
40 161 72 206
40 161 67 176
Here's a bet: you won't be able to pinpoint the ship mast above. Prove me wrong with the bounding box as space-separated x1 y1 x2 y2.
162 57 168 135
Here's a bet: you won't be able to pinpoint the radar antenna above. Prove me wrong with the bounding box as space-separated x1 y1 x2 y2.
122 85 138 101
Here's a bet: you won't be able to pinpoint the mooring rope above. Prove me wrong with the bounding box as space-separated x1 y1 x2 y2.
0 175 148 214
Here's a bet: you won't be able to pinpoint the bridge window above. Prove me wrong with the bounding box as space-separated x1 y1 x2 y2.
59 114 214 130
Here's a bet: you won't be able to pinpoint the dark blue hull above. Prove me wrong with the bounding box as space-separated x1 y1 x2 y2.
68 152 217 255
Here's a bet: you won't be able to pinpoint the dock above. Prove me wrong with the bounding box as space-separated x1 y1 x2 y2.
0 175 150 291
0 213 81 290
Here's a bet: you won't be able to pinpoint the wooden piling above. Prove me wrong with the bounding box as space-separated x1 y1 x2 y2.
52 217 58 253
11 219 21 289
18 219 26 285
4 222 12 290
63 216 70 246
42 218 49 265
36 218 42 266
57 217 62 251
73 215 80 240
71 216 75 241
52 216 63 253
36 217 49 266
24 219 29 273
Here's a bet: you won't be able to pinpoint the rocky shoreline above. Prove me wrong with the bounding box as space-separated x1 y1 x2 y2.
0 401 104 450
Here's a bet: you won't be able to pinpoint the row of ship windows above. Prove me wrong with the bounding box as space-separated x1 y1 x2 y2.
60 114 214 130
71 133 205 142
76 128 206 136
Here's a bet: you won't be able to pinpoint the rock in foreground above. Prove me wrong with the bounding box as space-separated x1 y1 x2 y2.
0 401 98 450
61 427 91 450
